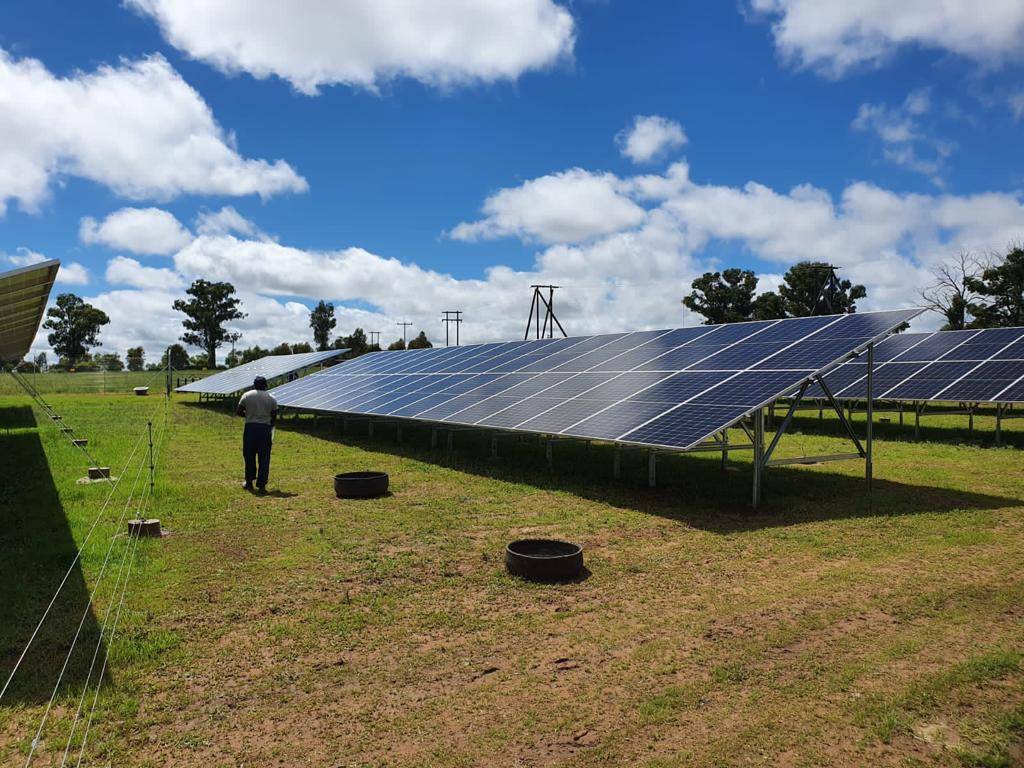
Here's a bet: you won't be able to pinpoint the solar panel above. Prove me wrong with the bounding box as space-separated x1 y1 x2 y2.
270 309 921 451
176 349 348 395
0 259 60 365
816 327 1024 403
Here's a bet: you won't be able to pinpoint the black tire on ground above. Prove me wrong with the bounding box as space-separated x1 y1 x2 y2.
334 471 389 498
505 539 583 582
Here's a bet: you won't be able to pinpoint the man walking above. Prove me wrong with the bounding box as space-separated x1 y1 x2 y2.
236 375 278 492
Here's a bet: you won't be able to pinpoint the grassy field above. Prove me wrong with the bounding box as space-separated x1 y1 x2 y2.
0 370 213 396
1 390 1022 767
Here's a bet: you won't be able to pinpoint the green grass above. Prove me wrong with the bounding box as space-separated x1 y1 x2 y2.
1 392 1022 767
0 369 214 396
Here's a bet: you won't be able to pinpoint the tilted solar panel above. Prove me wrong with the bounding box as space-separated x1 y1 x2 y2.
0 259 60 365
176 349 348 395
269 309 921 451
814 327 1024 403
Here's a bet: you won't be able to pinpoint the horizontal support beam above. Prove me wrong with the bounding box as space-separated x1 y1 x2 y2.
765 452 862 467
685 441 754 453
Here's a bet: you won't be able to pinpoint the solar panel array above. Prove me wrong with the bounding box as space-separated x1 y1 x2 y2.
176 349 348 395
269 309 920 451
811 327 1024 403
0 259 60 365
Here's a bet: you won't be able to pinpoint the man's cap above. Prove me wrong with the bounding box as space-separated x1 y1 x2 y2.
253 376 267 387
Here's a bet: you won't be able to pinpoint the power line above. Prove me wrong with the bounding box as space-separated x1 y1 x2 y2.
396 320 413 346
441 310 463 346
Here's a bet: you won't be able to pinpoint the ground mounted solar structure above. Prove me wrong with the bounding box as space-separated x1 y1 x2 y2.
176 349 348 397
0 259 60 366
270 309 922 507
801 327 1024 443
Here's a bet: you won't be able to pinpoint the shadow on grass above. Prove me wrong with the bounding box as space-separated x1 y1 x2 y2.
0 405 108 705
783 409 1024 450
178 403 1022 534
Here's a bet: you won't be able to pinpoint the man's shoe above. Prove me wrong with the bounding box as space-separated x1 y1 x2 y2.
243 482 254 492
256 485 267 494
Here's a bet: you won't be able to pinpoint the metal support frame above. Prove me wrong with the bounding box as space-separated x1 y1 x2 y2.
545 439 553 471
613 449 621 479
752 408 764 509
648 451 656 488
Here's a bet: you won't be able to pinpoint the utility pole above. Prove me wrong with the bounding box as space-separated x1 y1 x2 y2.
524 285 567 340
368 331 381 348
441 310 463 346
396 320 413 346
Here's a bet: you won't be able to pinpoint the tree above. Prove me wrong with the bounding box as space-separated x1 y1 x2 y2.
682 269 758 324
291 341 313 353
387 338 406 351
752 291 787 321
309 300 336 350
965 244 1024 328
95 352 125 371
271 342 293 356
33 352 47 370
126 346 145 371
240 345 270 363
43 293 110 366
172 279 246 369
161 344 190 370
778 262 866 316
341 328 370 357
919 251 984 331
225 349 242 367
408 331 433 349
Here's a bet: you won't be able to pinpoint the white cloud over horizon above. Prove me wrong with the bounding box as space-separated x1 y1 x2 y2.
30 153 1024 362
128 0 576 95
750 0 1024 77
0 50 307 215
80 207 193 256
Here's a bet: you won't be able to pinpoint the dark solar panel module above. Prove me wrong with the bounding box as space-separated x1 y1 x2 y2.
270 309 922 451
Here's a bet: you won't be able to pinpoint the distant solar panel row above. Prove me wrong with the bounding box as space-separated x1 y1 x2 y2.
176 349 348 395
269 309 920 451
812 327 1024 403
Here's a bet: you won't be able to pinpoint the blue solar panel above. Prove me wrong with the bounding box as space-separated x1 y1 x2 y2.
270 308 923 449
818 326 1024 403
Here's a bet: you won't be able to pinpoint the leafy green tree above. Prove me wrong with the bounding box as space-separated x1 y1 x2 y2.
407 331 433 349
160 344 190 370
126 346 145 371
341 328 370 357
778 262 866 316
43 293 110 366
172 279 246 369
387 338 406 351
271 342 293 356
291 341 313 353
95 352 124 371
225 349 242 367
965 245 1024 328
309 300 337 351
241 346 270 363
682 269 758 324
33 352 47 370
752 291 787 321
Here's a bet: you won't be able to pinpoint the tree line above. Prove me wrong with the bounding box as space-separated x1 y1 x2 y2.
35 279 433 371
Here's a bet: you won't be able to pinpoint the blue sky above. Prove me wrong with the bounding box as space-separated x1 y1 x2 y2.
2 0 1023 358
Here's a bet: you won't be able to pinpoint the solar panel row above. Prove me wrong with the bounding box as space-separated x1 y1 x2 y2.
269 309 921 451
176 349 348 395
812 327 1024 403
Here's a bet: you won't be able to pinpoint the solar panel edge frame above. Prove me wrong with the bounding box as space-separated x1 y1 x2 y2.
175 348 348 395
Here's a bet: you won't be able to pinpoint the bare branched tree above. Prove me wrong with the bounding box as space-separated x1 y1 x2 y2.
919 250 984 330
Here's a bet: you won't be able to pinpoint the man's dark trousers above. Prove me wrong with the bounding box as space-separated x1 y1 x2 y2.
243 422 272 488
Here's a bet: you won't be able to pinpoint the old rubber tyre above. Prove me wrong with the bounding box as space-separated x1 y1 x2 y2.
334 471 389 498
505 539 583 582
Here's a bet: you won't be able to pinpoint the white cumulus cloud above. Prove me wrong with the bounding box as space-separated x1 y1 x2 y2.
0 50 307 215
80 207 193 255
449 168 647 244
4 247 89 285
616 115 687 164
749 0 1024 77
128 0 576 95
105 255 185 290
